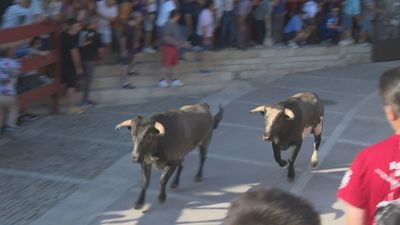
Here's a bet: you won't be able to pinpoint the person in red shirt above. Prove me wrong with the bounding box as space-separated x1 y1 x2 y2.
337 67 400 225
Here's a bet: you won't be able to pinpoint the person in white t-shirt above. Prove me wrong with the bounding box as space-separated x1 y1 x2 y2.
2 0 34 29
196 0 214 73
96 0 117 62
156 0 176 38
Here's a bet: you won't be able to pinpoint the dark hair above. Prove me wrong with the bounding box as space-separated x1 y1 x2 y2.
169 9 179 19
224 187 321 225
66 17 79 26
203 0 214 9
379 67 400 114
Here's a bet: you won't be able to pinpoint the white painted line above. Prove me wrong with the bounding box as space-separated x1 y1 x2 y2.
290 90 378 195
0 168 88 185
337 139 372 147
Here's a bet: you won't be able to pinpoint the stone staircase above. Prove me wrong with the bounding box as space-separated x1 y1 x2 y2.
90 45 371 105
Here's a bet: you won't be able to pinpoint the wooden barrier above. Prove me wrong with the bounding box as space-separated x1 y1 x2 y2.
0 23 62 113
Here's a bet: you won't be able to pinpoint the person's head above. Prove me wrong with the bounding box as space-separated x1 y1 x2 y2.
379 67 400 133
203 0 214 9
169 9 180 22
66 18 82 35
224 187 321 225
294 8 305 18
331 7 340 17
18 0 31 8
106 0 116 7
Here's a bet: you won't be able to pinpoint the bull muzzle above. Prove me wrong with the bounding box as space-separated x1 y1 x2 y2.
263 135 271 141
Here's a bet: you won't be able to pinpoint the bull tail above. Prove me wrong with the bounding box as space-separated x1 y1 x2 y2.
213 104 224 129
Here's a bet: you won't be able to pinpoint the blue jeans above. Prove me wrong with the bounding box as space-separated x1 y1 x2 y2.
219 10 236 48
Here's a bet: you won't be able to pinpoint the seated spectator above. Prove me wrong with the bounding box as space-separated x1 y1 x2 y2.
0 44 21 135
283 9 309 48
319 7 342 44
1 0 35 29
224 187 321 225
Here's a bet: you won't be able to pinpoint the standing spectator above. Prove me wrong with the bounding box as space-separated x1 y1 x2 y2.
271 0 286 46
156 0 177 41
177 0 194 59
196 0 214 73
191 0 204 46
79 17 102 107
339 0 361 46
251 0 270 47
219 0 236 48
337 67 400 225
1 0 34 29
96 0 118 62
159 9 189 88
143 0 157 53
359 0 374 44
236 0 252 49
61 18 84 114
0 44 21 134
119 13 137 89
319 7 341 44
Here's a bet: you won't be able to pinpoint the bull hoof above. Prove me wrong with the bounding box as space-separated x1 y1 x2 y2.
195 175 202 182
279 160 288 167
311 160 319 168
170 182 179 190
134 203 144 210
158 193 166 203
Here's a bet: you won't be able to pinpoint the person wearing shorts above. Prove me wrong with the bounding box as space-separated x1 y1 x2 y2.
143 0 157 53
96 0 117 62
159 9 190 88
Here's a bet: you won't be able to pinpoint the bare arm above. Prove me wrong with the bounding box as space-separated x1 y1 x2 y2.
343 201 365 225
70 48 83 75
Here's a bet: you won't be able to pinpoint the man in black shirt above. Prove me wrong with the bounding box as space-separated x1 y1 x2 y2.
79 17 102 106
62 18 84 114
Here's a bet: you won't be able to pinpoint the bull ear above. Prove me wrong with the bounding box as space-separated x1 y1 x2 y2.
154 121 165 136
115 120 132 130
284 108 295 120
250 105 266 116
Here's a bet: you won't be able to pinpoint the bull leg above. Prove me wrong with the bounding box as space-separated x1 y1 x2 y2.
288 141 302 181
170 160 184 190
158 163 177 203
195 145 207 182
311 134 322 167
135 163 151 210
272 142 287 167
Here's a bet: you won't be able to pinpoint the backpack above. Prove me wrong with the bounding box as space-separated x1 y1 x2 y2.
375 199 400 225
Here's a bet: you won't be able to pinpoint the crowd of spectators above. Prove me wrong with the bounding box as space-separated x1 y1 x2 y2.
0 0 376 132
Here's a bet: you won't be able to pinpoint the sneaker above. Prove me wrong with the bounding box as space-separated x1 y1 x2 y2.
143 47 156 54
4 126 20 137
339 39 354 47
171 79 184 87
122 82 135 89
80 100 97 108
67 106 84 114
158 79 170 88
199 69 212 73
287 42 299 48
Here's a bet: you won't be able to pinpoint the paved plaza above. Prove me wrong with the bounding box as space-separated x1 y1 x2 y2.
1 61 399 225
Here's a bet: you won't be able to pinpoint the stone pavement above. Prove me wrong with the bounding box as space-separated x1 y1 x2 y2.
1 61 399 225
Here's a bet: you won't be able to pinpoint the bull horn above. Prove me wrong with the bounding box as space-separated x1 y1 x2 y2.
154 121 165 136
115 120 132 130
250 105 266 114
284 108 295 120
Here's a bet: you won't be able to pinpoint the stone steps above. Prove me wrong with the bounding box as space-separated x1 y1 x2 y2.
89 45 371 105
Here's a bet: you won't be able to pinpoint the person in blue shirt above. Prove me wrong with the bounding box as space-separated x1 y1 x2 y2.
319 7 342 44
283 9 308 48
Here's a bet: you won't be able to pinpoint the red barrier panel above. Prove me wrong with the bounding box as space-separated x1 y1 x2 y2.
0 23 62 113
